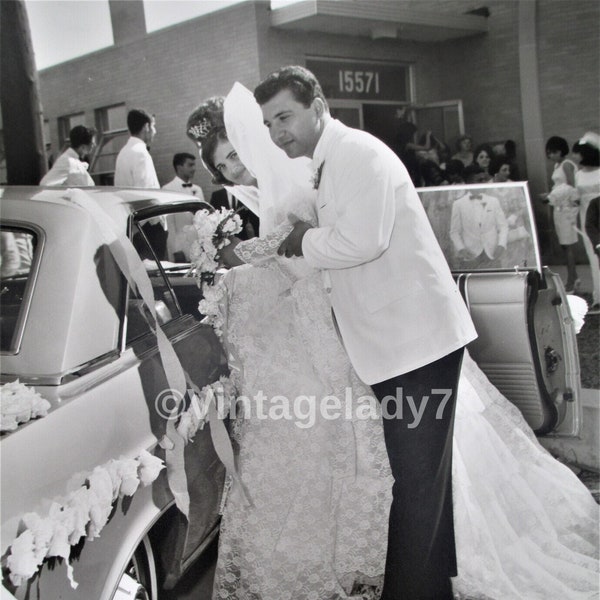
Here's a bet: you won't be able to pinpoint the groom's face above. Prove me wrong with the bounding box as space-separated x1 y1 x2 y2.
261 89 322 159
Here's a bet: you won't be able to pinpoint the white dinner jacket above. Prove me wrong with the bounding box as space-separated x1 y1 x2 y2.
114 137 159 189
450 192 508 259
162 176 205 199
39 148 94 187
302 119 477 385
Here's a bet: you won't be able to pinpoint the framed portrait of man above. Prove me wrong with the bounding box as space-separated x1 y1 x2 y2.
417 182 540 272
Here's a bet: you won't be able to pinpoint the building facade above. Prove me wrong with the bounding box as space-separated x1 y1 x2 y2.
36 0 599 255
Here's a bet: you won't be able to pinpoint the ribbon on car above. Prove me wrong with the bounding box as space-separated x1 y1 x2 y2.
61 189 249 513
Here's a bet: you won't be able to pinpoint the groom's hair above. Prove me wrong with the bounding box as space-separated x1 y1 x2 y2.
254 65 329 111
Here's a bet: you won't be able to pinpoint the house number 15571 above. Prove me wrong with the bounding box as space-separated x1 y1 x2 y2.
338 70 380 94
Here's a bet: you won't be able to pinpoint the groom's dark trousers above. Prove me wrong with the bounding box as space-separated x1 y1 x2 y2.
371 347 464 600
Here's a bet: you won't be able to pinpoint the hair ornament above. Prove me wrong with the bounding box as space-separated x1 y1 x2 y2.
188 118 212 142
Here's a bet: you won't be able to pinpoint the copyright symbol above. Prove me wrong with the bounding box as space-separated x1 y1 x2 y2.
155 389 185 420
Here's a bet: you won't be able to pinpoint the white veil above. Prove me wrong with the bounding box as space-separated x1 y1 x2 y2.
223 82 316 235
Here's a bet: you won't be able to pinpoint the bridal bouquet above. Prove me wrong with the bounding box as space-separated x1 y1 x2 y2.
189 206 242 336
189 207 242 288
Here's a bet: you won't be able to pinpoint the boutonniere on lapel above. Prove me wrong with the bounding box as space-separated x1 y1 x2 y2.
311 161 325 190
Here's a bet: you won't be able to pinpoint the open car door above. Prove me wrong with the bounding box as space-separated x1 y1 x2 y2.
417 182 582 436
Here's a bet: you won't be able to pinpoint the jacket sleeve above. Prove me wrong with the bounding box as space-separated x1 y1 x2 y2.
302 145 396 270
449 201 466 252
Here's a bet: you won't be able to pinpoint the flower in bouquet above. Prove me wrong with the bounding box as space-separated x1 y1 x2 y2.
548 183 580 210
198 279 227 338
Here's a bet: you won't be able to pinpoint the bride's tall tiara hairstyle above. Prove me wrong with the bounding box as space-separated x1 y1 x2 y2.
187 96 234 185
186 96 226 145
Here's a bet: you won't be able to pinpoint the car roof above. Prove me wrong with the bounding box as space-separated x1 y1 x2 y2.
0 186 209 382
0 186 207 219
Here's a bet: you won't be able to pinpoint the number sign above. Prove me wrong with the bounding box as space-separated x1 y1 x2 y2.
306 59 410 101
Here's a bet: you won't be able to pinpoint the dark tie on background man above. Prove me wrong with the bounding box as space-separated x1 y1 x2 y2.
182 182 192 188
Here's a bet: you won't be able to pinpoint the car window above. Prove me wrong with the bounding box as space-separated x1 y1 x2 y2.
126 210 198 344
417 182 541 272
0 228 37 353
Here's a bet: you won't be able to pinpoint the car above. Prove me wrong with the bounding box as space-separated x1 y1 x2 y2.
1 186 228 599
0 181 585 598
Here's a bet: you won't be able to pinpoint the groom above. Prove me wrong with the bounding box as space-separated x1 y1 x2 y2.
255 66 477 599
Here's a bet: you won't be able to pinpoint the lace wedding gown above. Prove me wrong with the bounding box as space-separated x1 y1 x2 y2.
211 228 599 600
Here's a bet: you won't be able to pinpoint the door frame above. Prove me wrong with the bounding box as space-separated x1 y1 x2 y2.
328 98 465 138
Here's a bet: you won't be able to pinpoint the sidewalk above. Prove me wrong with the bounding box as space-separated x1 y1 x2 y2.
548 263 595 297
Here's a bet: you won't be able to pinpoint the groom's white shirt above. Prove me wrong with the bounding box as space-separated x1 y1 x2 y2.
302 119 477 385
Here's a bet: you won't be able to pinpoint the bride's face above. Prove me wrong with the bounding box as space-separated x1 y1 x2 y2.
213 140 256 186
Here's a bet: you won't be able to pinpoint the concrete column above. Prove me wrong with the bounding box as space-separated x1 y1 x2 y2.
518 0 547 197
109 0 146 46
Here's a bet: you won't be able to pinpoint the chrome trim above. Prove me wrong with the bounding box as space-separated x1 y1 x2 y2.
1 348 122 386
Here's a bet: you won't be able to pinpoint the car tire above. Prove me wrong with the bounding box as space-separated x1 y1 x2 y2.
113 534 158 600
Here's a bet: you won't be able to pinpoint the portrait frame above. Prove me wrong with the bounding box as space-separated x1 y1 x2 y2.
417 182 541 273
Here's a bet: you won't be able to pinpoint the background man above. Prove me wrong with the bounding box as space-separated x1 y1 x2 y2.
115 109 166 258
162 152 205 261
256 65 477 600
162 152 204 198
114 108 158 188
39 125 96 186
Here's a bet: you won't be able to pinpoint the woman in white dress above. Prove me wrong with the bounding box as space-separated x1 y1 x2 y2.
573 133 600 312
186 84 599 600
542 136 580 293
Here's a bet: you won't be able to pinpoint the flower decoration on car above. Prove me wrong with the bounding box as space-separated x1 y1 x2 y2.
1 380 51 433
176 376 237 443
3 450 165 589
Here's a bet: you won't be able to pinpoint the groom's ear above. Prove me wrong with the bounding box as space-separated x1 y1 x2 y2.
312 97 326 119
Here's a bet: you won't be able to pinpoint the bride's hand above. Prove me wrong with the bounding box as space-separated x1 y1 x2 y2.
217 236 245 268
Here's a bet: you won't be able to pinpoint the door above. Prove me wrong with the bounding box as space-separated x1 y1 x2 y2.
329 101 362 129
417 182 582 437
127 206 228 576
414 101 464 152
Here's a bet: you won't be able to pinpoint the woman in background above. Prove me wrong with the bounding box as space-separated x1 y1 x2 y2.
542 136 580 293
473 143 494 181
573 132 600 313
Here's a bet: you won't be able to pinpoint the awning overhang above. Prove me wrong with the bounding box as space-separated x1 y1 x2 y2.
271 1 489 43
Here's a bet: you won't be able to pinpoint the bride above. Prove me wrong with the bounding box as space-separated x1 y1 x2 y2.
186 83 599 600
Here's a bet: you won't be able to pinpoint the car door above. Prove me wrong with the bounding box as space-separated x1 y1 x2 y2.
125 204 228 579
417 182 582 436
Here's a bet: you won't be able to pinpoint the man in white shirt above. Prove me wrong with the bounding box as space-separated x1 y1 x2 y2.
115 109 166 257
39 125 96 187
256 66 477 600
114 108 159 188
162 153 204 260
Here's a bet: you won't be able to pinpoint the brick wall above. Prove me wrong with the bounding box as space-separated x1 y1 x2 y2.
39 2 262 193
38 0 599 207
